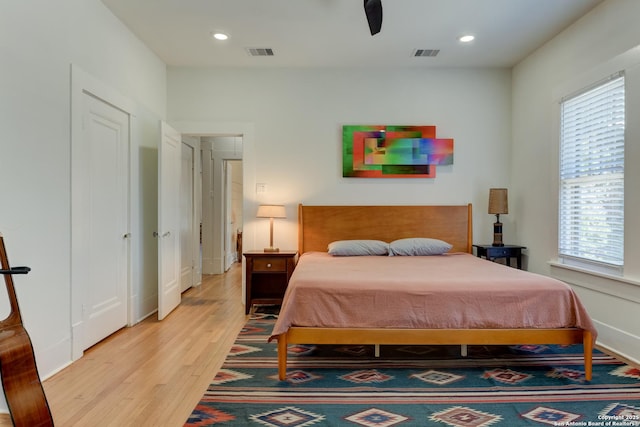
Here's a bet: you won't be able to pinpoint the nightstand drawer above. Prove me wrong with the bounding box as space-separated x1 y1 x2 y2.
473 244 526 270
253 257 287 272
486 247 512 257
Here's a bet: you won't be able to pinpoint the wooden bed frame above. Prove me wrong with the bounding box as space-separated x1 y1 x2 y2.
275 204 593 380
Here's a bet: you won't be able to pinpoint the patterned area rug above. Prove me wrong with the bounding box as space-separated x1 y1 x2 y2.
186 308 640 426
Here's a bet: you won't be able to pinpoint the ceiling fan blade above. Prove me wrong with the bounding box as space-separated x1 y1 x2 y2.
364 0 382 36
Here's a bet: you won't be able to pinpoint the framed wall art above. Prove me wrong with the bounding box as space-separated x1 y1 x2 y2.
342 125 453 178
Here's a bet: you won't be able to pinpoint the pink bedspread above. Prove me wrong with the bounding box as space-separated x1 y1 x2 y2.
270 252 596 339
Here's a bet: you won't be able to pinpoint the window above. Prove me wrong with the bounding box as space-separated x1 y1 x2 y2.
559 73 625 273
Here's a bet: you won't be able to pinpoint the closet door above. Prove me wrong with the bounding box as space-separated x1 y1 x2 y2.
79 93 129 349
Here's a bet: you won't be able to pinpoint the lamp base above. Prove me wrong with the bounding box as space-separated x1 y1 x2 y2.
492 220 504 247
263 247 280 253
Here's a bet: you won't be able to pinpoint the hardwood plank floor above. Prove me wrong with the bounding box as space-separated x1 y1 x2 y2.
0 263 246 427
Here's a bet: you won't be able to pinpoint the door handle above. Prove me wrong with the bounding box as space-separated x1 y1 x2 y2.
123 233 131 239
162 231 171 238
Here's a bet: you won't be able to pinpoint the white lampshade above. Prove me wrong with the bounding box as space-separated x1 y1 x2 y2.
256 205 286 219
256 205 286 252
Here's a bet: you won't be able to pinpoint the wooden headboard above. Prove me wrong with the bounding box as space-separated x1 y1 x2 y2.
297 204 473 254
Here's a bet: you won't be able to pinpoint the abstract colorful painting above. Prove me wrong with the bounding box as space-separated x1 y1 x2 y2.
342 125 454 178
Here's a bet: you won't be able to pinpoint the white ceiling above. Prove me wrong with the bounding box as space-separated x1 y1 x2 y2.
101 0 603 68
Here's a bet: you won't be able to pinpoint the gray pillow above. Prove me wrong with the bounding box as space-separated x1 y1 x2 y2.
327 240 389 256
389 238 452 256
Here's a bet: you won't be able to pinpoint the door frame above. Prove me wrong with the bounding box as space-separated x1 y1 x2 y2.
223 159 242 269
223 159 234 270
70 64 137 360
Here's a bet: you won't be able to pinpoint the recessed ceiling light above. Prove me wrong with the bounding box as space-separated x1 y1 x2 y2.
459 35 475 43
213 32 229 41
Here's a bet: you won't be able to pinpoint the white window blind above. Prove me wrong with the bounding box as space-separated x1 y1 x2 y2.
559 73 625 270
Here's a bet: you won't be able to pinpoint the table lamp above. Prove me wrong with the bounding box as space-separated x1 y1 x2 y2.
488 188 508 247
256 205 286 252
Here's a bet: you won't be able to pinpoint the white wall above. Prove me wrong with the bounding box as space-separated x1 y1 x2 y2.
512 0 640 361
0 0 166 411
168 67 513 253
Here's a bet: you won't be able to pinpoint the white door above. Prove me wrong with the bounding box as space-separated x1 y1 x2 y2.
80 93 129 349
158 122 181 320
180 142 194 291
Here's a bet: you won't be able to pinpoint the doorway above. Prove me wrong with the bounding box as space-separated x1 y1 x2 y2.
200 136 243 275
169 120 253 306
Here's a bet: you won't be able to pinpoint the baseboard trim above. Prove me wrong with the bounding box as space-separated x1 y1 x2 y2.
593 319 640 365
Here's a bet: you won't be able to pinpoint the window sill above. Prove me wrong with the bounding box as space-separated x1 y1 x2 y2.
548 260 640 303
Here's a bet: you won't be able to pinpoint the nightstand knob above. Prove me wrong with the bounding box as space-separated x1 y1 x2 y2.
266 263 272 268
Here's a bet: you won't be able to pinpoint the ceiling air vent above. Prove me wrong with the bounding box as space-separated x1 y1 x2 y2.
413 49 440 57
246 48 275 57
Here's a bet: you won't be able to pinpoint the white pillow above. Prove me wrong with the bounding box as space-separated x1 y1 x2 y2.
327 240 389 256
389 238 452 256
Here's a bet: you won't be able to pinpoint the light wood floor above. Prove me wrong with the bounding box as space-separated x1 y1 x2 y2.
0 262 247 427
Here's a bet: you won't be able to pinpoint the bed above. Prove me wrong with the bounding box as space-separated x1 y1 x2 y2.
270 204 596 381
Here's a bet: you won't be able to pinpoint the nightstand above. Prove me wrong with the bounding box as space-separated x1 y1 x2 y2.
243 251 298 314
473 244 526 270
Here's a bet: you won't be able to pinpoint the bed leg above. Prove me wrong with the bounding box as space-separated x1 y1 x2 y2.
277 334 288 381
374 344 380 357
461 344 468 357
584 331 593 381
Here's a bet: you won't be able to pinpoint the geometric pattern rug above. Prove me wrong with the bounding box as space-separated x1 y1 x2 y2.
185 307 640 426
